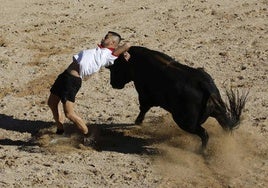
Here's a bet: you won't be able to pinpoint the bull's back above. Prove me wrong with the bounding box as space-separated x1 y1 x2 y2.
128 47 218 112
129 47 214 90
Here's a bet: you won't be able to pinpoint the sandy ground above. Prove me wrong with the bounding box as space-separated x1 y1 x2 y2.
0 0 267 187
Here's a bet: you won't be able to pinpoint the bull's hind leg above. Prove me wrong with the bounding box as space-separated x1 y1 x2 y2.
186 125 209 151
196 126 209 151
172 115 209 151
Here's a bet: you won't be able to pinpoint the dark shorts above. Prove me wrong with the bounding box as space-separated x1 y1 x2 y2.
50 70 82 103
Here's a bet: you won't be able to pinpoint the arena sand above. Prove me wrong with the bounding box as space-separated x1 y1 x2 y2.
0 0 267 187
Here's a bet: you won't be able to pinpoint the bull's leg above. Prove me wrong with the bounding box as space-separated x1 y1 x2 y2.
172 114 209 151
184 125 209 151
196 126 209 151
135 105 150 125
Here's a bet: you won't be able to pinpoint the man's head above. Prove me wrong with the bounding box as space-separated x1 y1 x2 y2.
101 31 123 48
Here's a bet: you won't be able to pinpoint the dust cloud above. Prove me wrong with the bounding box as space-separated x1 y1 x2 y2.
33 114 267 187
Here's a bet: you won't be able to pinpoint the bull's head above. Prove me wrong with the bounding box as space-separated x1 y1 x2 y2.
107 54 132 89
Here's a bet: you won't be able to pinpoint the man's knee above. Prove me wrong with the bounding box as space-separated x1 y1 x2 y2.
64 111 75 120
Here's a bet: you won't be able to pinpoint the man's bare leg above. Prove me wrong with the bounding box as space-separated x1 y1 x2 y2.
63 100 88 135
48 93 64 132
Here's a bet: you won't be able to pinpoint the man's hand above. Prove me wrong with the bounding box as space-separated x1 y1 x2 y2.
123 52 131 61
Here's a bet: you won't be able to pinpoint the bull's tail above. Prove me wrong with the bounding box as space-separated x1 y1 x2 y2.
210 88 249 131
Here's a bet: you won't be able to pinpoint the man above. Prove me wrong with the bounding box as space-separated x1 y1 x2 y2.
48 31 130 145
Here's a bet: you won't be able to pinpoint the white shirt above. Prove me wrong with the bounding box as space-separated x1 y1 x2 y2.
73 45 118 78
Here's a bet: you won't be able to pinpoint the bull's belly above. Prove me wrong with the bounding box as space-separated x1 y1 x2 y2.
149 94 174 112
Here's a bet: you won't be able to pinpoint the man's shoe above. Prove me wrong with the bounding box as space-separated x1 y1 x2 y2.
56 128 64 135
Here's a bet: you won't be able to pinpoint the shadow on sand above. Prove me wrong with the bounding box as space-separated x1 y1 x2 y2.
0 114 53 134
0 114 53 147
0 114 158 155
91 123 158 154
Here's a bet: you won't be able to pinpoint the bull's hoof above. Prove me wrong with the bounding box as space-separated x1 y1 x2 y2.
197 143 208 155
198 147 208 156
135 118 143 125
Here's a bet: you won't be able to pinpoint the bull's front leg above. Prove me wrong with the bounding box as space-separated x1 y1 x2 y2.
134 90 152 125
135 105 150 125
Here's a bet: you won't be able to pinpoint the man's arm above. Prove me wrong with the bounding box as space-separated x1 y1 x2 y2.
113 42 131 56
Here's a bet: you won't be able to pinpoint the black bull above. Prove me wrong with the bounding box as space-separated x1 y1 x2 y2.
107 46 248 150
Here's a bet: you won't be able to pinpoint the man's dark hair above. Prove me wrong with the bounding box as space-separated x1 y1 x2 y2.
108 31 123 42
